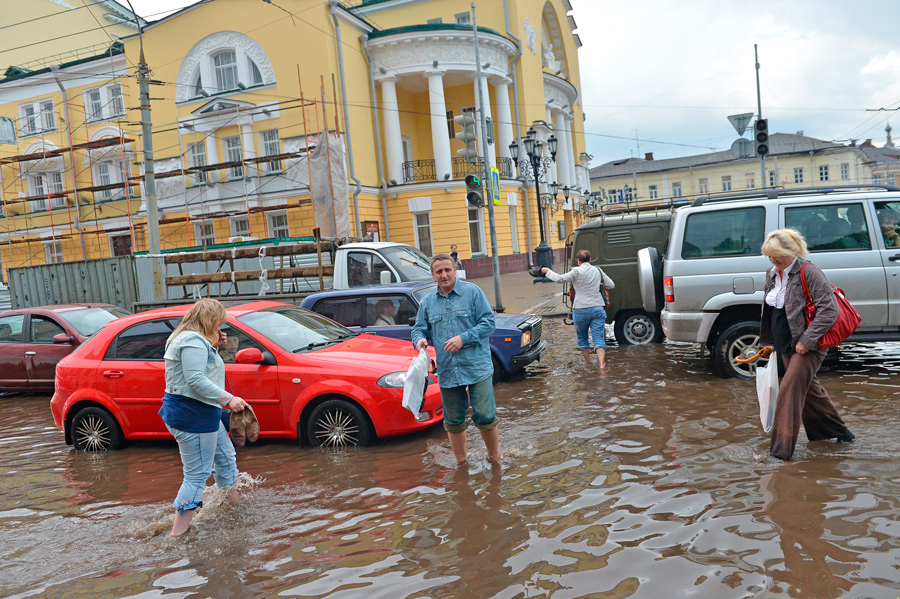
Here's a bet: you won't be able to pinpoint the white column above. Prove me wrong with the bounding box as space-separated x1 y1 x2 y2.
240 121 257 178
472 73 496 167
203 129 221 184
553 109 570 188
426 70 452 181
378 76 404 185
492 77 514 171
565 113 577 190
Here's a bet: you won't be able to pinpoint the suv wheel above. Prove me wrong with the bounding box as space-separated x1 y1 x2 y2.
614 310 664 345
713 320 764 380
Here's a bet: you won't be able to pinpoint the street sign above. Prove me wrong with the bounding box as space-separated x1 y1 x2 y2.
727 112 755 136
731 138 754 159
490 165 501 205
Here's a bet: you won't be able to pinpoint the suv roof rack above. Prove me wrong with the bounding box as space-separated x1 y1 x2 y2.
588 197 688 218
690 184 900 207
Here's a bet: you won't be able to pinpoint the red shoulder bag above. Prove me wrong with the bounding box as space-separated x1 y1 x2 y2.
799 263 861 349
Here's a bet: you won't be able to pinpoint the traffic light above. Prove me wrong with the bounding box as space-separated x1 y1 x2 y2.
464 173 484 207
454 112 478 163
755 118 769 157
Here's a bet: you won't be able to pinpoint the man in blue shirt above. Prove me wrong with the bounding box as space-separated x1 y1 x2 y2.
413 254 499 465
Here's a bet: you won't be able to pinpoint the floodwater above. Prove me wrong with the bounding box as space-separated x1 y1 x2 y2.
3 320 900 599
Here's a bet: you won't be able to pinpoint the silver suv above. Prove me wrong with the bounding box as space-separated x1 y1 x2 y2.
638 185 900 378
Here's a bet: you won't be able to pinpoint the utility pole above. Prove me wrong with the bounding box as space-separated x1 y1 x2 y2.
755 44 765 190
471 3 504 312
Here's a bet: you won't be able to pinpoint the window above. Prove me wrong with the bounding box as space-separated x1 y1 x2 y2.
94 161 125 201
875 201 900 248
558 220 566 240
455 12 470 24
648 185 658 200
698 178 708 194
874 174 883 185
188 142 208 185
231 215 251 238
769 170 778 187
87 89 104 121
819 165 829 182
30 315 65 343
414 212 433 256
45 240 64 264
890 174 896 186
722 175 732 192
267 211 290 238
681 207 765 259
195 221 216 247
0 116 16 143
745 173 755 189
365 295 418 327
346 252 393 288
446 110 455 138
427 17 443 24
214 50 239 92
0 314 25 342
29 175 48 212
259 130 282 173
793 167 804 184
467 208 483 254
96 162 112 201
841 163 849 181
224 136 243 178
248 59 263 85
785 203 870 251
40 100 55 131
217 323 264 362
509 205 519 253
21 104 37 135
672 182 682 198
39 171 66 209
313 297 365 327
110 85 125 117
110 233 132 256
109 319 178 360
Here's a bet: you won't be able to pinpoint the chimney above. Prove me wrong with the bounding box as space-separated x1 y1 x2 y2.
644 152 654 161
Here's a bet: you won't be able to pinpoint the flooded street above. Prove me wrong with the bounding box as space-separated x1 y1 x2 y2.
3 318 900 598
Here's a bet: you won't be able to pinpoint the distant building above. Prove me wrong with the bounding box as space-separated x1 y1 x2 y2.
589 132 875 209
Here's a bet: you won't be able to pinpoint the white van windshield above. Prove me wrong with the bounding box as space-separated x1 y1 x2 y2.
381 246 433 281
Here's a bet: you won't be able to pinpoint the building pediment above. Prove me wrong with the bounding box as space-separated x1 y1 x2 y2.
193 99 255 115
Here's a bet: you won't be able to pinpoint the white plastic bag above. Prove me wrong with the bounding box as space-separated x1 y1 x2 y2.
402 349 430 417
755 352 779 432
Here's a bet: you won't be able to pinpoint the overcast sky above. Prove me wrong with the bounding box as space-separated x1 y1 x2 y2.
128 0 900 166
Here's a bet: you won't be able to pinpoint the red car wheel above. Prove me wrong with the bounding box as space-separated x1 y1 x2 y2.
307 399 373 448
71 407 123 451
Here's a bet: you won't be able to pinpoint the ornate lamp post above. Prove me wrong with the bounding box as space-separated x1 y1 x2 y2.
510 128 558 282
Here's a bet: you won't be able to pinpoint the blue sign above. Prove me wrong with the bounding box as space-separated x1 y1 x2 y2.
490 165 501 205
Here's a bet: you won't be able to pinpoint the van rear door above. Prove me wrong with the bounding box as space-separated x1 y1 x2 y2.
873 200 900 327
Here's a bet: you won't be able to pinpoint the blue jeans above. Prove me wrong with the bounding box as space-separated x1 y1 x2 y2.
440 375 499 433
573 305 607 351
166 422 238 514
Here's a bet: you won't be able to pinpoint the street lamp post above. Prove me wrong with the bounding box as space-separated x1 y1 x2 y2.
510 129 558 283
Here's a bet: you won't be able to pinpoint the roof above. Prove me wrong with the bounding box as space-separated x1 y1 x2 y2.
368 23 505 40
0 42 124 84
303 281 435 302
590 133 855 179
859 144 900 164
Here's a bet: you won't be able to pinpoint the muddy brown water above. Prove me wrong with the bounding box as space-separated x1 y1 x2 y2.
3 319 900 598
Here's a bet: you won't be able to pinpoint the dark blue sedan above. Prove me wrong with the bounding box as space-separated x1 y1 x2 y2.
300 282 546 384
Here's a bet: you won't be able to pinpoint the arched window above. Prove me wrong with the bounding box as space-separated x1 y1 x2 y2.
213 50 238 93
177 32 275 102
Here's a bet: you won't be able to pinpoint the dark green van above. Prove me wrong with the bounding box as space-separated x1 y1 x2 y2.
569 209 672 345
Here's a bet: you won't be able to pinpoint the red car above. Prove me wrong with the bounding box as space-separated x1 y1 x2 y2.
50 301 442 451
0 304 129 392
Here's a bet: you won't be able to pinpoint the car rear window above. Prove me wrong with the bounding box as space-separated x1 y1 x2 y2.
682 207 765 259
61 306 129 336
784 203 871 251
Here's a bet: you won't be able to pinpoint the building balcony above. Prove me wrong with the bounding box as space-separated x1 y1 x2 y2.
401 157 514 184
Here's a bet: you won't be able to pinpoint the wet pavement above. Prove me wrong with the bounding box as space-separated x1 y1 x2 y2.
3 321 900 598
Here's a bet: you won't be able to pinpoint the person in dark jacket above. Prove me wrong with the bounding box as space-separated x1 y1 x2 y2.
758 229 854 460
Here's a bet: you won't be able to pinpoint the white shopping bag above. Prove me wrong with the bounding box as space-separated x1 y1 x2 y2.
755 352 779 432
402 349 430 417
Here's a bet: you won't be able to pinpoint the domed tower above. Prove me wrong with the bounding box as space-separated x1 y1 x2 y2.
886 121 894 148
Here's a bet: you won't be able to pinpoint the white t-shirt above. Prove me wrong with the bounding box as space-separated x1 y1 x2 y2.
765 258 798 309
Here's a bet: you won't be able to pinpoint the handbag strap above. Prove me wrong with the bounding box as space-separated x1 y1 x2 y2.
799 263 813 304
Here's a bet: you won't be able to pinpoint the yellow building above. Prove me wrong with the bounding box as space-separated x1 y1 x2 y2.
590 133 875 209
0 0 592 281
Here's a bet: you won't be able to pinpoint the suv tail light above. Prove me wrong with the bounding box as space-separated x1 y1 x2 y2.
664 276 674 303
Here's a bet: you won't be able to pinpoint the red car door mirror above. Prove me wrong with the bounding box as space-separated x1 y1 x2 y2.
234 348 265 364
52 333 74 344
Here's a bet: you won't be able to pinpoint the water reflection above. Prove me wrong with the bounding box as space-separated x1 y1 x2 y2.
3 323 900 598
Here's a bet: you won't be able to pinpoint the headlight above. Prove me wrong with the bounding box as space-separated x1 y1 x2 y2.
377 372 406 388
520 330 532 347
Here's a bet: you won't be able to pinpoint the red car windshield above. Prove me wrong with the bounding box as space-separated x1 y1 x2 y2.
59 306 129 336
237 306 355 353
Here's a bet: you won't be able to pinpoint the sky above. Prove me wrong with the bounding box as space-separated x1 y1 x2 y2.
127 0 900 167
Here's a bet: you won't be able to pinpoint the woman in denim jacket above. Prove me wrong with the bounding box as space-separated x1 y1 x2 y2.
159 298 249 536
758 229 854 460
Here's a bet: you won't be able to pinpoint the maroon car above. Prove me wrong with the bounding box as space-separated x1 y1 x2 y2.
0 304 129 392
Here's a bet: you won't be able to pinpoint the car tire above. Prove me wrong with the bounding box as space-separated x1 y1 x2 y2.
492 355 504 385
307 399 373 448
71 407 123 451
614 310 664 345
713 320 766 380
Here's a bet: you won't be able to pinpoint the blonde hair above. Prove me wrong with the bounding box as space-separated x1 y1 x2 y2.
171 298 227 345
762 228 808 259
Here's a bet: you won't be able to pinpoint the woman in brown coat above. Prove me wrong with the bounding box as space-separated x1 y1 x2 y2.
758 229 854 460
